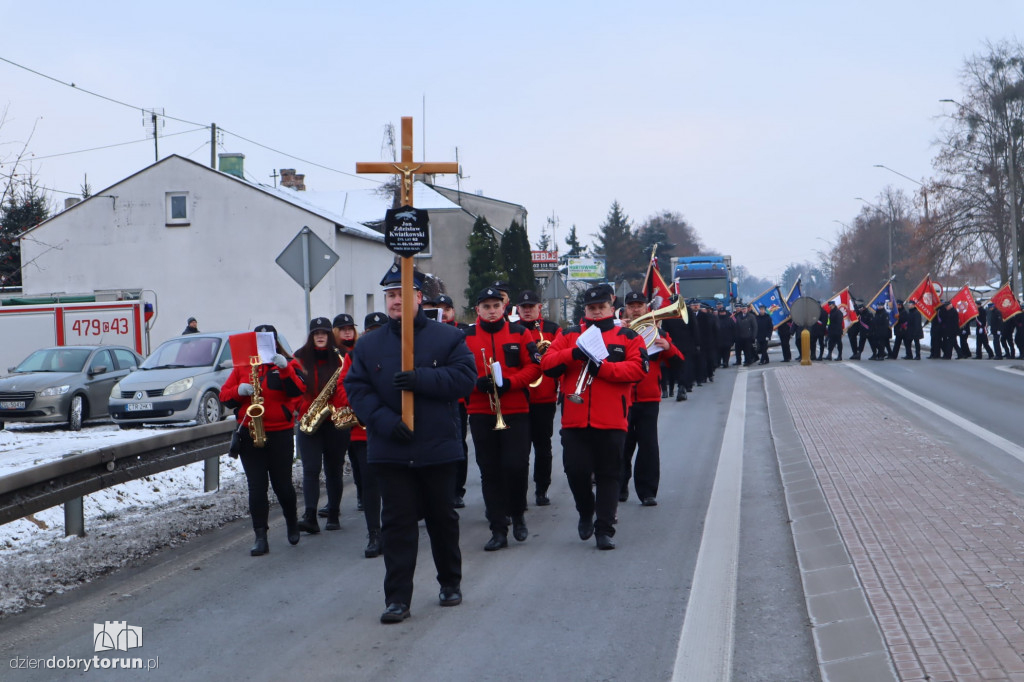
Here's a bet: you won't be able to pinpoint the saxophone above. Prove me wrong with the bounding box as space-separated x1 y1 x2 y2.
299 352 344 435
246 356 266 447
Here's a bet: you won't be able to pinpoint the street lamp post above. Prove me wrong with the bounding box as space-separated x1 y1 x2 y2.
873 164 929 223
940 98 1021 295
856 196 892 281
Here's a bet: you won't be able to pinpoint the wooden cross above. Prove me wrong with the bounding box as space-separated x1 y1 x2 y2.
356 116 459 430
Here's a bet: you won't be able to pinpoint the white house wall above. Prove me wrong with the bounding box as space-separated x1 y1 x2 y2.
21 156 392 350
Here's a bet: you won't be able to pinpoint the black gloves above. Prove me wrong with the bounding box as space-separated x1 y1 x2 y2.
571 347 588 362
496 378 510 395
391 422 414 443
476 376 495 394
393 370 416 391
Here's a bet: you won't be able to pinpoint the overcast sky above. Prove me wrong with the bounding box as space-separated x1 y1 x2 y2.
2 1 1022 282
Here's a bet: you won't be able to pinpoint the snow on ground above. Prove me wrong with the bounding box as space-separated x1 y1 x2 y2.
0 421 257 618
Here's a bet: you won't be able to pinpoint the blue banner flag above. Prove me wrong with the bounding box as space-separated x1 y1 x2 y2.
750 286 791 329
785 278 802 309
867 281 897 327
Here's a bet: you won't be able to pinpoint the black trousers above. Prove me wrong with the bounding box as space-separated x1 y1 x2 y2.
350 441 380 533
757 337 769 364
621 402 660 500
718 344 733 367
371 461 461 607
297 426 350 514
734 339 753 365
901 336 920 358
529 402 557 495
1001 333 1015 357
975 333 994 358
239 429 297 531
470 412 531 532
827 335 843 359
562 427 625 537
456 402 469 498
992 332 1004 359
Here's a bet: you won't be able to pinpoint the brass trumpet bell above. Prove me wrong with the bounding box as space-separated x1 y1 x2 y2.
628 296 688 348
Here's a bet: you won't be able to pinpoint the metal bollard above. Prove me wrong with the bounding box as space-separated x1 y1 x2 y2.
204 456 219 492
64 497 85 537
800 329 812 366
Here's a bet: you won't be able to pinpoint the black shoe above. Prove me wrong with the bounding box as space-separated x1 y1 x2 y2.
364 530 382 558
357 499 364 512
618 490 628 502
596 534 616 550
380 603 410 624
298 511 320 534
286 518 300 545
535 493 550 506
578 517 594 540
484 532 508 551
453 495 465 509
250 528 269 556
661 388 669 399
641 497 658 507
325 513 341 531
439 586 462 607
676 391 687 401
317 505 329 518
512 516 528 542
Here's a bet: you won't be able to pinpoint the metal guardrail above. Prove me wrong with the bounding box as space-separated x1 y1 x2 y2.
0 420 235 536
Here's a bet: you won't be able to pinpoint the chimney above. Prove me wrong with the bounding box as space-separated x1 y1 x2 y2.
280 168 306 191
218 153 245 179
64 197 81 210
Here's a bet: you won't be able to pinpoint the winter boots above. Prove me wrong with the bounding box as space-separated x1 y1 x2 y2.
251 528 269 556
298 510 320 534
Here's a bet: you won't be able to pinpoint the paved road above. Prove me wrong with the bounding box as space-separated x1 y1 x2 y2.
0 367 820 682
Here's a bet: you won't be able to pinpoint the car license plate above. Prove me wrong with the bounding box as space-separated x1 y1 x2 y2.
0 400 26 409
126 402 153 412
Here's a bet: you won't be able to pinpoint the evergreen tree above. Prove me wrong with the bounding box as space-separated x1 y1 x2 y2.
535 230 551 251
593 200 642 283
0 182 49 288
564 224 583 257
500 220 535 296
464 216 507 312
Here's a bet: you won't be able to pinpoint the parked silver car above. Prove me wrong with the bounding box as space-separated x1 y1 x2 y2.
0 345 144 430
108 332 239 428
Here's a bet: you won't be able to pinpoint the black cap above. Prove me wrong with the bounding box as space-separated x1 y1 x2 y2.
582 285 613 305
476 286 504 304
517 290 542 305
491 280 511 293
309 317 332 333
332 314 355 329
623 291 646 304
380 263 424 290
187 316 196 324
435 294 454 308
364 312 387 328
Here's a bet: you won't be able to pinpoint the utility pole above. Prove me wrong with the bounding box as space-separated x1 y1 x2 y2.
210 123 217 169
152 112 158 162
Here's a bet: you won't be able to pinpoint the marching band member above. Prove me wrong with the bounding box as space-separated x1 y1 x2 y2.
344 265 476 623
541 286 647 550
619 292 682 506
463 286 542 551
515 289 562 507
219 324 305 556
294 317 351 534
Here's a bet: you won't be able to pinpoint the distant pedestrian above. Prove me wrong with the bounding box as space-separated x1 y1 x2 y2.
182 317 199 335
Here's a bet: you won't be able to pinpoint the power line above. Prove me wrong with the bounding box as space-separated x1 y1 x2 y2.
29 127 208 161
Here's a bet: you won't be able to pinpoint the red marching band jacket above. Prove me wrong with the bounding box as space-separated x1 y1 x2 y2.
463 318 542 416
220 359 306 432
540 317 648 430
634 331 683 403
293 350 350 419
520 318 563 404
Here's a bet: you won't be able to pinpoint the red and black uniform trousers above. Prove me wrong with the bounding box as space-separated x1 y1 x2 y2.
220 360 305 531
295 349 351 517
542 317 648 537
523 319 562 497
622 341 682 501
464 318 541 533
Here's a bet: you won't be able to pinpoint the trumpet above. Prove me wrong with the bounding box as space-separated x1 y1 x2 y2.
628 296 688 349
566 357 595 404
529 322 550 389
480 350 509 430
246 356 266 447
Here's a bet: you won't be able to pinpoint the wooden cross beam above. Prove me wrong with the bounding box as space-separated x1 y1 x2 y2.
356 116 459 430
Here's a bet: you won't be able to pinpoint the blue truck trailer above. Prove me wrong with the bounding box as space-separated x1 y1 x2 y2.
671 255 738 309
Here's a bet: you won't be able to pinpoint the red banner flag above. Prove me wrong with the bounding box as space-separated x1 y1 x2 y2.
641 255 674 309
950 286 979 328
228 332 259 367
989 282 1022 322
827 287 858 330
906 276 939 321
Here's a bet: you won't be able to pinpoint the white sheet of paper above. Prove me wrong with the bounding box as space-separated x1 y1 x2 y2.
576 325 609 363
256 332 277 363
491 361 504 386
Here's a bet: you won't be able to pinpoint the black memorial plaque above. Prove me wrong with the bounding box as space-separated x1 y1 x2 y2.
384 206 430 256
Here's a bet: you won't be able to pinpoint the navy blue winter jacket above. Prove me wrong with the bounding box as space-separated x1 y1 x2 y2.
343 308 475 467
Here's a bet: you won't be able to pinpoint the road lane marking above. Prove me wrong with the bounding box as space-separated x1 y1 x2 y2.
845 363 1024 465
672 371 747 682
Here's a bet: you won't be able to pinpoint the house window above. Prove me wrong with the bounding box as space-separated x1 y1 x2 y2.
166 192 190 226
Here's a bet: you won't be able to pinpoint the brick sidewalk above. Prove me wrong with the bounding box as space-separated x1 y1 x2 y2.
776 365 1024 682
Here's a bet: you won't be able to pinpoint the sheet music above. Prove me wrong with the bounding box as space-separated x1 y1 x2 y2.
576 325 609 363
256 332 277 363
